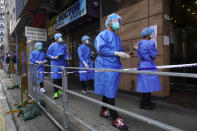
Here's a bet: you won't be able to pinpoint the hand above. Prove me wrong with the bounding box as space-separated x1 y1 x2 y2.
43 60 47 63
36 61 44 65
40 61 45 65
115 51 130 59
51 56 59 60
36 61 42 64
83 61 89 68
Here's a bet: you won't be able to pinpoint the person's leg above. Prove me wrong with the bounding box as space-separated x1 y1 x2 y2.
53 79 59 93
100 96 110 118
57 79 62 90
140 93 154 110
88 80 94 91
81 81 87 93
140 93 146 106
39 82 46 93
106 98 118 121
81 81 86 90
106 97 128 130
101 95 107 111
40 82 43 88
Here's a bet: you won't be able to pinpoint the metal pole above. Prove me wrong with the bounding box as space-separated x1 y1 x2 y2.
62 68 68 131
35 64 39 102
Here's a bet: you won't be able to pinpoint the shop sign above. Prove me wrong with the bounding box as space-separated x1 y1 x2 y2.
25 26 47 41
56 0 87 29
163 36 169 46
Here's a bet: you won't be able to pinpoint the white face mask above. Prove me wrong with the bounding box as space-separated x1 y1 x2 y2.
57 37 63 43
85 39 89 44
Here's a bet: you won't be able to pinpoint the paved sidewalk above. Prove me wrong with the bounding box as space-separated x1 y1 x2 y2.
0 74 17 131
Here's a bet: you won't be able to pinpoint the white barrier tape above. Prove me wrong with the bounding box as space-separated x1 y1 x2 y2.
38 63 197 74
124 63 197 70
39 72 62 74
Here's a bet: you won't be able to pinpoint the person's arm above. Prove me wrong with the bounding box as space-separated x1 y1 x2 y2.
95 34 115 57
149 42 158 60
78 46 85 62
64 45 70 60
30 52 36 64
46 44 53 59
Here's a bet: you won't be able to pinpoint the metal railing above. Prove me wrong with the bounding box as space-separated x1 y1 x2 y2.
27 63 196 131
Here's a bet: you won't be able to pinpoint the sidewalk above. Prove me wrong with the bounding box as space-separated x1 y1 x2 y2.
1 68 197 131
0 69 58 131
0 72 17 131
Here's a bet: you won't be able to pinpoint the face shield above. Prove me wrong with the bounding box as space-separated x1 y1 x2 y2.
111 18 123 31
150 32 156 39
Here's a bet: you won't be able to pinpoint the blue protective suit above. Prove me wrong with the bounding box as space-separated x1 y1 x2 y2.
94 30 122 98
46 42 68 79
78 44 94 81
137 40 161 93
30 50 46 83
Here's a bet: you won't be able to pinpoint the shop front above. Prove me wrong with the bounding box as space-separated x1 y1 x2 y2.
56 0 100 67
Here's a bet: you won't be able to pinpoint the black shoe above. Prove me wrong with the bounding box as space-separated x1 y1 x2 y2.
139 104 154 110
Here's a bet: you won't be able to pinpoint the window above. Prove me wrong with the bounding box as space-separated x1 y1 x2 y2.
1 38 3 41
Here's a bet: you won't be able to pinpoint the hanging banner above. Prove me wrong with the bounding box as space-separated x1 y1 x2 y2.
56 0 87 29
25 26 47 41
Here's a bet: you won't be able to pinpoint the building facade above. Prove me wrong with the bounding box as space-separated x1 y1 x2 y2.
8 0 197 98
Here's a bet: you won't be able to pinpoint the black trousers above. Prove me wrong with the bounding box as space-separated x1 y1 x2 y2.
81 80 94 91
53 79 62 93
101 96 119 121
140 93 151 106
40 82 44 88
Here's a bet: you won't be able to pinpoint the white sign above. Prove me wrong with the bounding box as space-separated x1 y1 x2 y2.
149 25 158 48
163 36 169 46
25 26 47 41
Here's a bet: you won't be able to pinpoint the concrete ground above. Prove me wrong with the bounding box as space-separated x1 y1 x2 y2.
1 69 197 131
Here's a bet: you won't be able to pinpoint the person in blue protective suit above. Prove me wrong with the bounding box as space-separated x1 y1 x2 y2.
47 33 69 99
94 13 130 130
137 27 162 110
78 35 94 93
30 42 47 93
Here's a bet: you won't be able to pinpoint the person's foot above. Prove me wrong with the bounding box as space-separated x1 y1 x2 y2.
82 90 88 94
100 110 111 118
58 90 63 95
139 104 154 110
53 92 59 99
112 118 128 130
40 88 46 93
